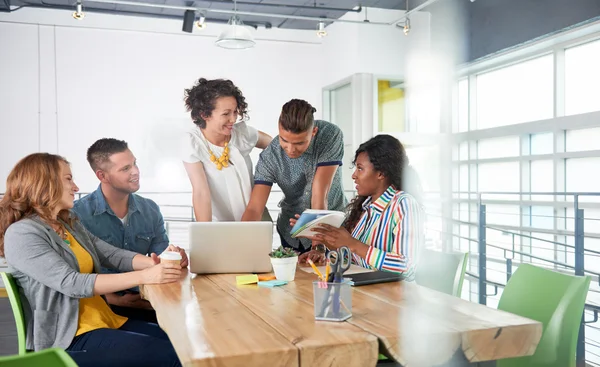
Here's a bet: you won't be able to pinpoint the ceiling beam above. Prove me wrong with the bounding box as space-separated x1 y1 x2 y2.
213 0 362 13
86 0 395 26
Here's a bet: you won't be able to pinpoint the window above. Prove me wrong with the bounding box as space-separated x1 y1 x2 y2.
566 157 600 193
485 204 521 227
477 136 520 159
530 132 553 155
530 160 554 201
566 127 600 152
453 78 469 132
478 162 520 192
476 55 554 129
565 38 600 116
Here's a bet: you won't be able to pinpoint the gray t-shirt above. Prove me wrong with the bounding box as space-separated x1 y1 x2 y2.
254 120 347 251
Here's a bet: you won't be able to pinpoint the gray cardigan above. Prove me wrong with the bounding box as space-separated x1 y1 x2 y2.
3 215 139 351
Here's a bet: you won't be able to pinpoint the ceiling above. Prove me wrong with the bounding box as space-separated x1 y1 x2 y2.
6 0 425 30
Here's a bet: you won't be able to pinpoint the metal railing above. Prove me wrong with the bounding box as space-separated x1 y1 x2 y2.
430 192 600 367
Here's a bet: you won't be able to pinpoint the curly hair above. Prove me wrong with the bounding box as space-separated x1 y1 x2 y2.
0 153 75 256
279 99 316 134
184 78 248 129
343 135 422 232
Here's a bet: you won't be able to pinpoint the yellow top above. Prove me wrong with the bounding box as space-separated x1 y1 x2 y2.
65 231 128 336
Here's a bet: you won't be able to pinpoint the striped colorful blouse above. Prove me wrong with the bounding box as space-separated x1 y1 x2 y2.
350 186 424 280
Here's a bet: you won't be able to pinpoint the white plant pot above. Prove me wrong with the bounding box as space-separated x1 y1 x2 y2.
270 256 298 281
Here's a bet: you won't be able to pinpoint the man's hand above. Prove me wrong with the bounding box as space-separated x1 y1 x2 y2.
105 292 153 310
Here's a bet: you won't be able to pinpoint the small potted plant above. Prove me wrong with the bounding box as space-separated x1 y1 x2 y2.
269 245 299 281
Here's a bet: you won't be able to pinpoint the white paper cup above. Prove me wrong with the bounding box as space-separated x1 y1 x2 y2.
160 251 182 266
270 256 298 281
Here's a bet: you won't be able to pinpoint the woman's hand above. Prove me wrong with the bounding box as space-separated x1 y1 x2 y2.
298 250 326 264
162 245 189 268
311 224 355 251
141 261 182 285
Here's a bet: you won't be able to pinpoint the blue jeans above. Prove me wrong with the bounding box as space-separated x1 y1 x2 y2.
66 319 181 367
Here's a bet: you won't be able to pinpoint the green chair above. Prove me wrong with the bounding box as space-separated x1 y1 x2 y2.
1 272 27 355
0 348 77 367
414 249 469 297
497 264 591 367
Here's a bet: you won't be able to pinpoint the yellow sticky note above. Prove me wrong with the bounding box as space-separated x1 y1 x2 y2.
236 274 259 285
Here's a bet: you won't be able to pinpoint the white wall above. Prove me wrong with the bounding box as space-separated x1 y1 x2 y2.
0 7 430 194
322 8 431 87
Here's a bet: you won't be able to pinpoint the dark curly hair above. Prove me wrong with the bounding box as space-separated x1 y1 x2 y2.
279 99 316 134
344 134 422 232
184 78 248 129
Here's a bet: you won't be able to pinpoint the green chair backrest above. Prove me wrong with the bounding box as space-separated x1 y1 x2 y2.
0 348 78 367
415 249 468 297
1 272 27 355
497 264 591 367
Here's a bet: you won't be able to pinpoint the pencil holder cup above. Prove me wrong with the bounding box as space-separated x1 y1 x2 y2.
313 280 352 322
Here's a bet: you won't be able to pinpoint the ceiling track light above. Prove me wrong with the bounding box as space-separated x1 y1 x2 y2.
316 21 327 38
72 0 85 19
196 12 206 29
400 0 410 35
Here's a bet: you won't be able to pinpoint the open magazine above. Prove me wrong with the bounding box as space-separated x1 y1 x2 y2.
290 209 346 238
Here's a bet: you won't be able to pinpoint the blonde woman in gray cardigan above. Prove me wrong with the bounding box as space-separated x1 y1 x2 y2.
0 153 182 367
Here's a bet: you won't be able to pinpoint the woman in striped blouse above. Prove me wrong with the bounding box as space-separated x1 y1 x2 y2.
310 135 425 280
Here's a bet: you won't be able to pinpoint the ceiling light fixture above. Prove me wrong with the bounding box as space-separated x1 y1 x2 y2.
397 0 410 35
196 12 206 29
72 0 85 19
216 0 255 50
316 21 327 38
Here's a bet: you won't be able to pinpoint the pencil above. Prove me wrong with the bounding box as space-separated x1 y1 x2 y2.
325 259 331 283
308 259 325 281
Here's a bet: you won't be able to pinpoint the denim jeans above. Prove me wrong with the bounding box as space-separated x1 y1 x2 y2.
66 319 181 367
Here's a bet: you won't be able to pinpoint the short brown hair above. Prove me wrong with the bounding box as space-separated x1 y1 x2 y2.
86 138 129 172
278 99 316 134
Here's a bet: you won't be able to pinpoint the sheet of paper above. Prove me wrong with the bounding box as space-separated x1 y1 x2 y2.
236 274 259 285
257 280 288 287
298 264 373 276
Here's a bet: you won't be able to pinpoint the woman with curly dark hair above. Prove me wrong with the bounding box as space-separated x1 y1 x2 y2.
309 135 425 280
181 78 272 221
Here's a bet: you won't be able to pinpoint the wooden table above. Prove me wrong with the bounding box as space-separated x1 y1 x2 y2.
141 269 542 367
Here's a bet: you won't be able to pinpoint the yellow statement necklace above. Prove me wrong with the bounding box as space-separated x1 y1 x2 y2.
202 132 231 171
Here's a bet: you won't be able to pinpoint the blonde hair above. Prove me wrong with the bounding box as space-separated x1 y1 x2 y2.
0 153 74 256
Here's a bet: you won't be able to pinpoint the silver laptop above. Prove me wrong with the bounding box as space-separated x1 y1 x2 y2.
189 221 273 274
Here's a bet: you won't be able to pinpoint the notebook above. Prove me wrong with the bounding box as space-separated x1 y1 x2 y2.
290 209 345 238
345 271 404 286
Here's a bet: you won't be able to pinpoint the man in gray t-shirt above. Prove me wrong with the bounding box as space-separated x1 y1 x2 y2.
242 99 346 260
